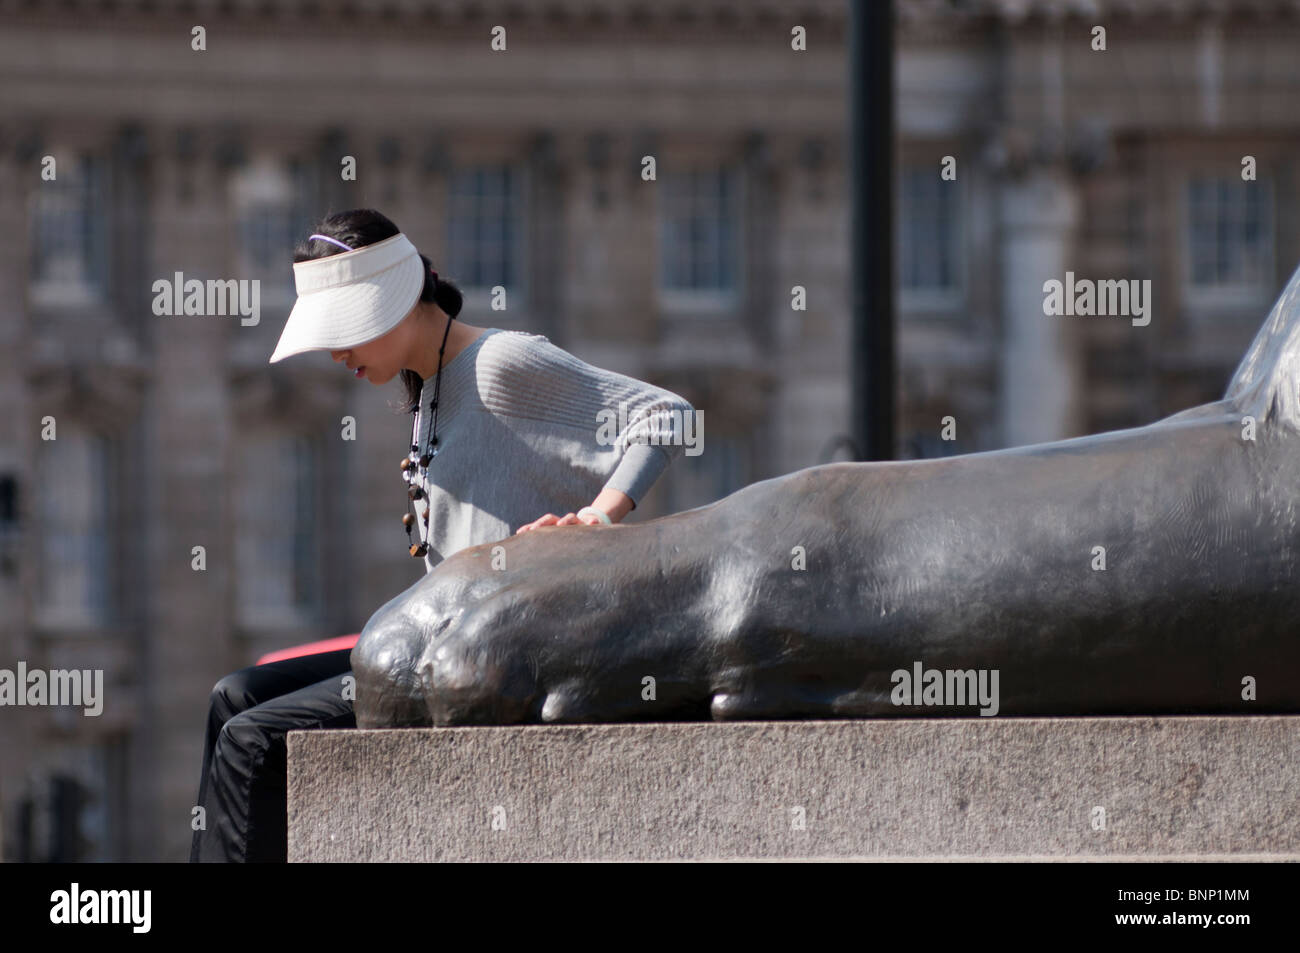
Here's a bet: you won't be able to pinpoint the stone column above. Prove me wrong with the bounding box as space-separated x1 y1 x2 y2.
997 166 1080 447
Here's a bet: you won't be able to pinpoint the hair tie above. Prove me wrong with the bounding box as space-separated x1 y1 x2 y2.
308 233 354 253
431 269 439 283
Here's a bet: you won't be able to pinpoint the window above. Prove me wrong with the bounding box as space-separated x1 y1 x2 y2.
0 474 17 579
1185 175 1273 297
232 157 314 305
29 152 109 308
71 739 128 861
658 166 741 301
899 164 962 303
234 432 322 626
446 164 524 293
36 430 112 626
14 741 127 862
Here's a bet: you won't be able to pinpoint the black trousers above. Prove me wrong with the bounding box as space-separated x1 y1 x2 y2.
190 647 355 863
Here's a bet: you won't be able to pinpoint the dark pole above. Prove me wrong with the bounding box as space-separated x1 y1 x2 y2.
849 0 896 461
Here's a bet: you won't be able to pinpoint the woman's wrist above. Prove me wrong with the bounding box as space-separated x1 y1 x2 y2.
590 488 634 523
577 506 612 525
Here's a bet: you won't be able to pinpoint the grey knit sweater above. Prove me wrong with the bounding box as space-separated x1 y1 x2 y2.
407 327 694 572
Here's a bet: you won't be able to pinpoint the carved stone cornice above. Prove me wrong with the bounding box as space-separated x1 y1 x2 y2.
900 0 1300 25
0 0 846 28
28 360 149 434
229 365 345 429
978 116 1115 180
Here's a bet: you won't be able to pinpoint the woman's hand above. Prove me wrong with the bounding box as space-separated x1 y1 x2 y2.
516 489 634 534
516 511 599 533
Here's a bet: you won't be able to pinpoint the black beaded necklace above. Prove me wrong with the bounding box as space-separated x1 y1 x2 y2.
400 308 456 558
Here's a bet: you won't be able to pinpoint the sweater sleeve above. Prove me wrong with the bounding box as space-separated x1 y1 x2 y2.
605 443 670 507
474 331 695 509
602 392 695 507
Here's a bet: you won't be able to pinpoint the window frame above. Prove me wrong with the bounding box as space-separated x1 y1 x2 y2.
32 427 115 630
28 149 110 310
444 160 531 315
230 155 314 309
655 163 745 315
1180 171 1275 310
231 428 325 630
897 159 966 314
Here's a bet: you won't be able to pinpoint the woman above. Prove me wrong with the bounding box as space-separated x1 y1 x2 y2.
190 208 693 862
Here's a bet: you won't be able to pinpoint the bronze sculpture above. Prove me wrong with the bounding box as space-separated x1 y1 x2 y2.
353 264 1300 727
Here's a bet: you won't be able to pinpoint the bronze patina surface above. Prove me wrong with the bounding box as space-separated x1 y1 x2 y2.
352 265 1300 727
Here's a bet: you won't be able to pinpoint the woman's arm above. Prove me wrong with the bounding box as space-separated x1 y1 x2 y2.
498 332 693 534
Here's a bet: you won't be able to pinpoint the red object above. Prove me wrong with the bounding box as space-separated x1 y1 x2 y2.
256 634 360 666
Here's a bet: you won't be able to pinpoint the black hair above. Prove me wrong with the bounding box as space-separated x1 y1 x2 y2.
292 208 464 415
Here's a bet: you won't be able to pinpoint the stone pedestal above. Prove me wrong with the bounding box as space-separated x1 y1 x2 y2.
287 716 1299 862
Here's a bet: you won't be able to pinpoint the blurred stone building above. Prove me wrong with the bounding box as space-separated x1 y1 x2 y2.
0 0 1296 860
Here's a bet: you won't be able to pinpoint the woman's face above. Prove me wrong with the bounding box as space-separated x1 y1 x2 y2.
330 304 417 385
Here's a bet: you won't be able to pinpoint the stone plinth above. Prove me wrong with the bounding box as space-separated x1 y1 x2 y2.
287 717 1300 862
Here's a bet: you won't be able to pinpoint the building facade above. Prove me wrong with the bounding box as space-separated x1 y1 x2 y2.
0 0 1296 860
